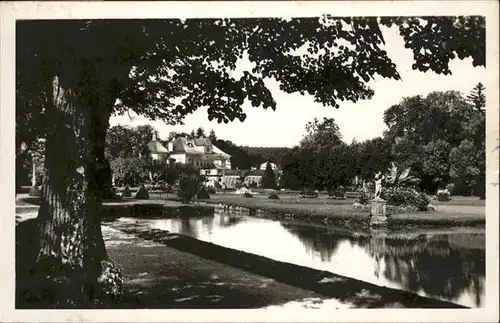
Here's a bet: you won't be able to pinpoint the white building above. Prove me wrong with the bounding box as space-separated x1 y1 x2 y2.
166 136 232 169
147 134 233 186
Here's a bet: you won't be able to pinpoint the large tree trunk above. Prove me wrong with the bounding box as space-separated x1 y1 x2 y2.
33 65 117 306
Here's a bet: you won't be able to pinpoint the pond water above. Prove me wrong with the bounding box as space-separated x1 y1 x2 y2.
118 212 485 308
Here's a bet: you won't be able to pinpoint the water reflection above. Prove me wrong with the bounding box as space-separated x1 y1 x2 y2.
281 223 485 307
368 234 485 307
125 212 485 308
281 225 344 262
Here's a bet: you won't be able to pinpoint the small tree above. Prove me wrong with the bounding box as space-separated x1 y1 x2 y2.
384 162 419 188
261 162 277 189
196 127 206 138
208 130 217 142
177 173 204 204
467 82 486 112
196 186 211 199
122 185 132 198
134 184 150 200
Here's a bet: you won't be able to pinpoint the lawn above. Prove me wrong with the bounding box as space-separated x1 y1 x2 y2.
16 188 485 228
104 221 466 309
14 215 328 309
184 193 486 227
103 226 328 309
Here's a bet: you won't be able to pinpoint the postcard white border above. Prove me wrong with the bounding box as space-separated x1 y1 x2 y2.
1 1 498 322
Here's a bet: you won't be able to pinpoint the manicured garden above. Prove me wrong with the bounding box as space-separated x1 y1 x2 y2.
202 193 484 225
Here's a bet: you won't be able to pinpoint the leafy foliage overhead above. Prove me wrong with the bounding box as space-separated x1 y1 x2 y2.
17 16 485 146
380 16 485 73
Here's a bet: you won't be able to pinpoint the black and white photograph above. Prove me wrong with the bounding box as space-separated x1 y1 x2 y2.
1 1 499 322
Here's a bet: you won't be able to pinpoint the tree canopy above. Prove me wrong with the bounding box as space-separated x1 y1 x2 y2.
17 16 485 148
105 124 158 159
279 83 486 195
300 117 343 151
383 87 485 193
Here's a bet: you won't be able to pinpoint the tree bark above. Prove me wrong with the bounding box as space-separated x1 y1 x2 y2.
35 64 116 304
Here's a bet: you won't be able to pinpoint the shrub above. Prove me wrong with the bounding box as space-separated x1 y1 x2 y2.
135 185 149 200
299 188 318 198
445 183 455 194
328 185 346 199
268 193 280 200
206 186 216 195
29 186 41 197
214 181 222 189
243 192 253 198
382 187 430 211
261 162 277 189
355 187 374 205
197 186 211 199
164 184 173 194
97 259 124 303
100 186 118 200
336 185 345 196
177 173 204 204
122 185 132 198
436 189 451 201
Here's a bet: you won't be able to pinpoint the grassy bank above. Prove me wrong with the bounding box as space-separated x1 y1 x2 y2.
102 198 214 219
16 194 215 220
17 191 485 228
191 194 485 228
103 226 330 309
105 220 466 309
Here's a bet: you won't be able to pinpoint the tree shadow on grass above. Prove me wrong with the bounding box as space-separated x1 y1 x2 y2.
117 274 280 309
16 219 317 309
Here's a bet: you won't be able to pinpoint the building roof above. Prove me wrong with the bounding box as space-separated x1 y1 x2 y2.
169 136 231 159
193 137 209 146
147 140 169 154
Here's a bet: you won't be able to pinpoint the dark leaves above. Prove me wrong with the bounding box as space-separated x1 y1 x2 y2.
17 16 485 134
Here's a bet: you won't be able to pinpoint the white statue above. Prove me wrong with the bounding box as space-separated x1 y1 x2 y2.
374 171 385 200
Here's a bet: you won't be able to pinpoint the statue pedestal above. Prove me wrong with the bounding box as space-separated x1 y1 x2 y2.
370 198 387 226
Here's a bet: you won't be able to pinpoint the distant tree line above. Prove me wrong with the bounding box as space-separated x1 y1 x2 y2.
280 83 486 197
20 83 485 198
98 83 486 196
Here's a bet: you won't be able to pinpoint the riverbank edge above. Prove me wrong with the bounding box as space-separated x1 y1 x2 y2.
195 198 485 229
17 194 484 230
100 200 215 219
104 219 467 309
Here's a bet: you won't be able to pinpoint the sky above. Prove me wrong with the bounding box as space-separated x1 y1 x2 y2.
109 25 487 148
